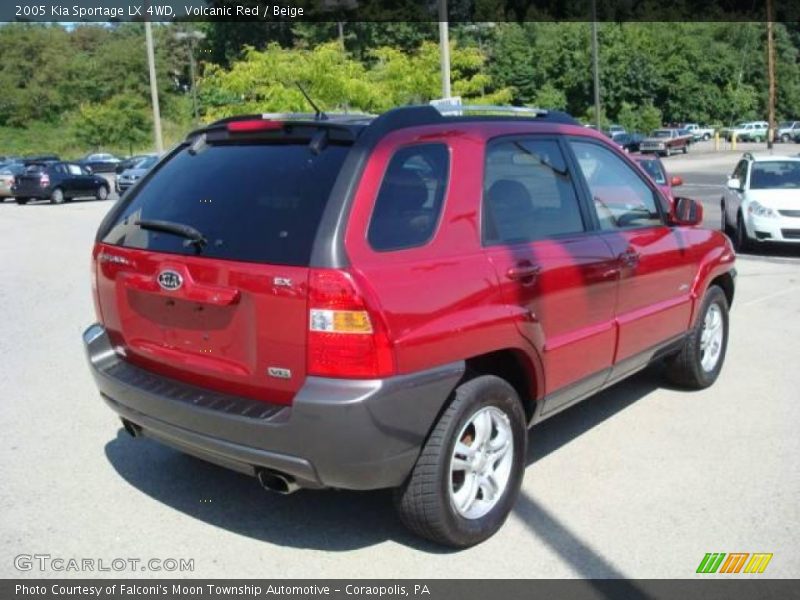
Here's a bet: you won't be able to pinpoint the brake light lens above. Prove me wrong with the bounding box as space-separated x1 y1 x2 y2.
227 120 283 133
40 173 50 187
307 269 394 378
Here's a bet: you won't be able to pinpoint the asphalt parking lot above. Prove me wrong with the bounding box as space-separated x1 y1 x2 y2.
1 149 798 579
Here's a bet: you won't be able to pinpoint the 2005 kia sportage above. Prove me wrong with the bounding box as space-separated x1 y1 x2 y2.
84 105 735 547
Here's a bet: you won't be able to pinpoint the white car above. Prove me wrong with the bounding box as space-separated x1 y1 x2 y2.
721 153 800 250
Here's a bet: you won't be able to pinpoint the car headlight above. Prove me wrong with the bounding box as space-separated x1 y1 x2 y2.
658 143 665 148
748 201 777 218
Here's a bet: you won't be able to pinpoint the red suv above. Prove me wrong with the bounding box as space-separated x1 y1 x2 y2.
84 106 736 547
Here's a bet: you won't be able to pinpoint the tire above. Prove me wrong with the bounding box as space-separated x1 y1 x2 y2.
781 134 790 143
703 133 711 141
682 144 688 154
720 201 729 235
15 197 29 205
665 286 729 389
394 375 527 548
50 188 64 205
96 185 109 201
734 212 752 252
752 136 762 143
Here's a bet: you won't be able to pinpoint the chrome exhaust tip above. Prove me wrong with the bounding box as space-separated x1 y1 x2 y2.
257 469 300 495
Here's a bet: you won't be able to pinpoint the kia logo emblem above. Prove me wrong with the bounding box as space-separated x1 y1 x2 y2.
157 270 183 291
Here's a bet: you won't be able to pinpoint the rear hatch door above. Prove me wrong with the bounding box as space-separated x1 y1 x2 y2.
95 127 354 404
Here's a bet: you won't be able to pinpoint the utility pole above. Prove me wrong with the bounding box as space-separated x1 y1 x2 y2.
438 0 451 99
145 21 163 153
766 0 776 149
591 0 601 129
175 30 206 124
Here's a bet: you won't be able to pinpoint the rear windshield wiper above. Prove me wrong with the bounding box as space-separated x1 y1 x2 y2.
135 219 208 251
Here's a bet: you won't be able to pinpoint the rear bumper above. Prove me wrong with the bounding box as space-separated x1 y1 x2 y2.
83 324 464 490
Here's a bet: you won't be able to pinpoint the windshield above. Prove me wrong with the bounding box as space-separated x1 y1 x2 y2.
636 159 667 185
652 130 672 138
749 161 800 190
133 155 158 170
102 142 351 265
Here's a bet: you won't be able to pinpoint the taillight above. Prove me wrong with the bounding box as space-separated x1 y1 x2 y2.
307 269 395 378
90 245 103 323
40 173 50 187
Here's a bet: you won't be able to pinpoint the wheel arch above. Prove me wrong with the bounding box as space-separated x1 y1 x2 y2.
463 348 539 425
709 271 735 308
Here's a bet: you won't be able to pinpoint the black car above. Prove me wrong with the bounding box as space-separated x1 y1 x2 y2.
78 152 121 173
610 132 645 152
12 161 111 204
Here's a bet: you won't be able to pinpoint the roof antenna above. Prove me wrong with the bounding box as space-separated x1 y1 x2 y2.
295 82 328 121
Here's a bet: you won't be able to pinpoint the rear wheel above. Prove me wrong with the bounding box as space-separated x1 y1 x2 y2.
394 375 526 548
50 188 64 205
96 185 108 201
703 133 711 141
15 197 29 205
682 144 688 154
752 135 763 143
781 133 790 143
665 286 729 389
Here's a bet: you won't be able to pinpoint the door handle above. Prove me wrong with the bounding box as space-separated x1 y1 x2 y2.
506 263 542 283
618 249 640 268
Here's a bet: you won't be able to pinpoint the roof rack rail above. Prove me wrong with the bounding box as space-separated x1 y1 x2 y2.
431 103 549 118
206 112 374 128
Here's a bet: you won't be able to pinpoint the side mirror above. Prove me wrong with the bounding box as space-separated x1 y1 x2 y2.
670 196 704 227
670 175 683 187
84 166 93 174
726 177 741 190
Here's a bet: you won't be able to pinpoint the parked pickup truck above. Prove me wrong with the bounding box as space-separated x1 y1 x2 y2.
83 105 736 547
721 121 769 142
639 129 692 156
683 123 715 141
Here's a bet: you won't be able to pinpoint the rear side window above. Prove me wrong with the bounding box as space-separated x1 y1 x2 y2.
367 144 449 251
483 138 585 244
101 143 350 265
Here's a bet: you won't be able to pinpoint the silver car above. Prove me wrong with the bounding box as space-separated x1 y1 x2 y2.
115 154 159 195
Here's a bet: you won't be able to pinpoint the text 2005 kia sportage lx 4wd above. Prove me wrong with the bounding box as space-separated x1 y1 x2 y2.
84 105 736 547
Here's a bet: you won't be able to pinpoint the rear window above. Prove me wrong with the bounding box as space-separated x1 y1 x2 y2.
101 142 350 265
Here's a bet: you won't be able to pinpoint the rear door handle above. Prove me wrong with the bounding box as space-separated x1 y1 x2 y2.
506 264 542 282
618 249 640 268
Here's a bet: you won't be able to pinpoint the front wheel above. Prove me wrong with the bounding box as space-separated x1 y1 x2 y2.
50 188 64 205
781 133 790 143
720 201 729 235
735 213 751 252
682 144 688 154
394 375 526 548
15 197 29 205
96 185 108 201
665 286 729 389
